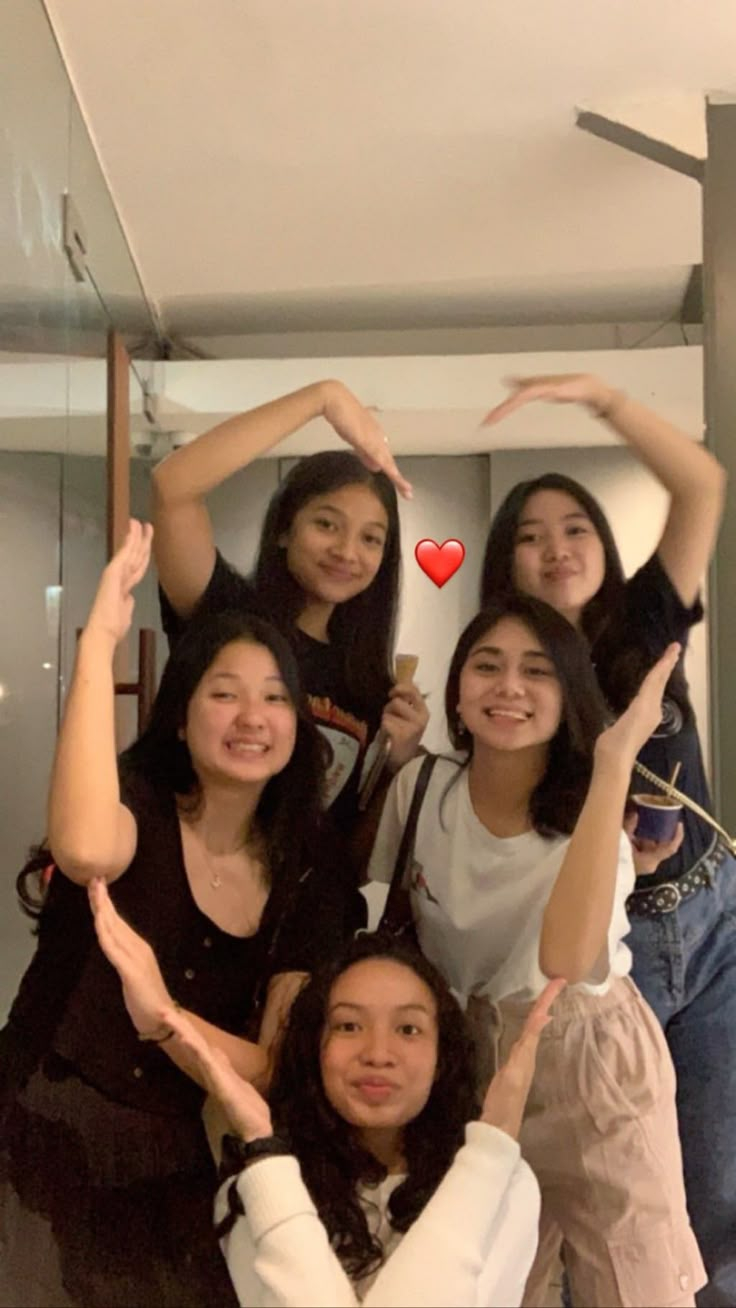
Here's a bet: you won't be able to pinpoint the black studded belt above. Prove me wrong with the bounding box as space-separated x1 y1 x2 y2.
626 837 729 916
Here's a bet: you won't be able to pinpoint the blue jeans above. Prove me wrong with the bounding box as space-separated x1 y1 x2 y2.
628 840 736 1308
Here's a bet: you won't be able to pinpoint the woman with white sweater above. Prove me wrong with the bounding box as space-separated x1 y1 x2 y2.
141 932 563 1307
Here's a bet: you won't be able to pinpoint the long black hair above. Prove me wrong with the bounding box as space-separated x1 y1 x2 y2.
444 596 608 835
18 610 329 917
251 450 400 719
267 932 478 1281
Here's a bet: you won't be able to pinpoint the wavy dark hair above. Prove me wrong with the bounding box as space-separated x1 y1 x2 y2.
17 610 329 918
444 596 608 835
267 931 478 1281
251 450 400 720
479 471 690 714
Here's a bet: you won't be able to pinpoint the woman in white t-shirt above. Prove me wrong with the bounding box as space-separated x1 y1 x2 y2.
368 596 705 1308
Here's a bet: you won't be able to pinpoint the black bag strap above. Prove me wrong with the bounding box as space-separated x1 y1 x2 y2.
379 753 437 937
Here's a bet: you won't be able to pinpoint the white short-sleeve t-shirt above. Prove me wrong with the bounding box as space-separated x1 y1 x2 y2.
368 755 634 1005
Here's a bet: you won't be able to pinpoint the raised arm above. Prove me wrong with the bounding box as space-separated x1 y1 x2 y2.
47 521 152 884
166 1005 359 1307
539 643 681 983
483 373 726 606
152 380 412 617
361 984 563 1306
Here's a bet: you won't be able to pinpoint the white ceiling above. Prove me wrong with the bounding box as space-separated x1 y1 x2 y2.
43 0 736 354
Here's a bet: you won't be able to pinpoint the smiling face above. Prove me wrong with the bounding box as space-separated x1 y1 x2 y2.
458 616 562 755
280 482 389 608
320 959 439 1143
511 489 606 627
183 639 297 790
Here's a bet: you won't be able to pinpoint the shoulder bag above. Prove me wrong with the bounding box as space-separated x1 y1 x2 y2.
378 753 437 938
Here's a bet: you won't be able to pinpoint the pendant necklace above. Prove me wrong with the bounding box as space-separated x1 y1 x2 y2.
200 842 248 891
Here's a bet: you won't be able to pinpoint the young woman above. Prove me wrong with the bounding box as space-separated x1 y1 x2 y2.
479 373 734 1307
106 931 561 1308
0 522 354 1308
368 597 705 1307
152 381 428 843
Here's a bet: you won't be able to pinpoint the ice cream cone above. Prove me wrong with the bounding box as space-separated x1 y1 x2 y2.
394 652 419 683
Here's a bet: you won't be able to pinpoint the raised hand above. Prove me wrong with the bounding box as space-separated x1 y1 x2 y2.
85 519 154 646
596 643 681 769
481 373 619 427
480 977 565 1141
88 877 174 1038
164 1007 273 1142
321 381 413 500
382 679 429 771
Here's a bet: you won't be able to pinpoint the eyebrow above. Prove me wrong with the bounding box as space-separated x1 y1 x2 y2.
470 644 552 661
314 502 388 532
328 1001 433 1016
517 511 590 527
208 671 287 683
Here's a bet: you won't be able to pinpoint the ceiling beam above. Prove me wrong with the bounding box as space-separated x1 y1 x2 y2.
576 92 706 181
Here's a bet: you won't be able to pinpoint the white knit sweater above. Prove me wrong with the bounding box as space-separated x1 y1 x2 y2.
216 1120 540 1307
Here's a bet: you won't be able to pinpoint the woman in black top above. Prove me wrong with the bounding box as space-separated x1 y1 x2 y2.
153 381 428 840
479 372 734 1307
0 522 354 1308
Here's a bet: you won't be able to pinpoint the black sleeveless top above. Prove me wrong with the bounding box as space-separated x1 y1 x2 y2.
2 771 352 1117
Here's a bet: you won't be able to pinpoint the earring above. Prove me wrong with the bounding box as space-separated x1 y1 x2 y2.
455 706 469 738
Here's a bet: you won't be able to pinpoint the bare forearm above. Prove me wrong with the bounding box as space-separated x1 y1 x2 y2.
47 629 126 878
152 382 330 506
597 389 725 503
164 1011 268 1089
539 759 630 982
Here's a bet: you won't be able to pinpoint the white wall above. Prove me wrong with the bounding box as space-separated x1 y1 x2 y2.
394 455 490 752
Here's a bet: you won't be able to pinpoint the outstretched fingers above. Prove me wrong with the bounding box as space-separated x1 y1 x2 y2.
481 380 552 426
640 642 681 698
518 977 566 1043
89 880 129 970
119 520 154 593
380 448 413 500
88 878 141 972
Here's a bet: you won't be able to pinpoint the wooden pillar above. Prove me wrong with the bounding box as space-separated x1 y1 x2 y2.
107 330 130 559
703 95 736 828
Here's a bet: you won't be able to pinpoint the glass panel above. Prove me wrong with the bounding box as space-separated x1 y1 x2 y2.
0 1 159 1019
0 1 72 1018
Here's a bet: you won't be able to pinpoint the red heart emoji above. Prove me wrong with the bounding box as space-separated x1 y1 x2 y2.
414 539 465 588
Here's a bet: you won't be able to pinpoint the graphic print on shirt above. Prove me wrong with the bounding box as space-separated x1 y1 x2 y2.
307 694 368 806
410 861 441 906
652 697 684 738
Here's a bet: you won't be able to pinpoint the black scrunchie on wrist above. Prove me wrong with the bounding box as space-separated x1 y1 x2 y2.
215 1134 292 1239
218 1132 291 1183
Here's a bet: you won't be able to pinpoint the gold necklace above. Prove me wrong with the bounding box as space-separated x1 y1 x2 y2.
202 844 249 891
187 833 250 891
